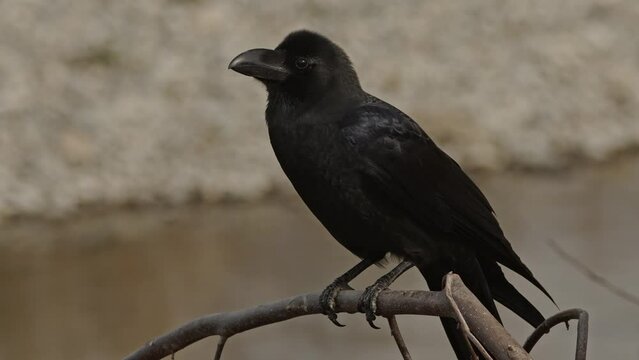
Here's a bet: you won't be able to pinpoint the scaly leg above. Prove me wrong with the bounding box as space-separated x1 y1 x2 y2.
320 258 376 327
358 260 415 329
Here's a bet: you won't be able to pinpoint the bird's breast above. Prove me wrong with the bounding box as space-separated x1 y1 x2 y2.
268 122 352 187
267 121 394 258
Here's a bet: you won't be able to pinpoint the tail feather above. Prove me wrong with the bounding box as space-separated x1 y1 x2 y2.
498 253 557 308
480 259 545 328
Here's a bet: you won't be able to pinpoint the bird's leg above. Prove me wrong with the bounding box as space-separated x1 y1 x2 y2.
320 258 376 327
358 260 414 329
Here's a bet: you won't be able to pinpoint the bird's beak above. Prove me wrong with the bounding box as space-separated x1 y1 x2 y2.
228 48 289 82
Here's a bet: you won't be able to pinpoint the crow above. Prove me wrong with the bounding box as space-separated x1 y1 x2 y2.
229 30 555 359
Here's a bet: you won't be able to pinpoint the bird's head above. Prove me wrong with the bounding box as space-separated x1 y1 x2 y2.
229 30 361 102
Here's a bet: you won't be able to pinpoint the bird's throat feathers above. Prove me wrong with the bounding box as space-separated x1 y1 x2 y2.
265 83 364 128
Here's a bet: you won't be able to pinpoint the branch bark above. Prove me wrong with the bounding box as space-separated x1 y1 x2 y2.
524 308 589 360
123 274 531 360
387 315 413 360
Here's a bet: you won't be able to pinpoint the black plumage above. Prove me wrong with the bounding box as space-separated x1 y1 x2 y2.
229 30 554 359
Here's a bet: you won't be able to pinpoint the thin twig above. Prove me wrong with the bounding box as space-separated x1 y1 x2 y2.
386 316 412 360
548 239 639 306
575 310 589 360
444 273 490 360
213 336 228 360
523 308 589 360
468 334 493 360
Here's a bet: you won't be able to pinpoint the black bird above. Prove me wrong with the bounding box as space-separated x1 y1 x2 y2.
229 30 554 359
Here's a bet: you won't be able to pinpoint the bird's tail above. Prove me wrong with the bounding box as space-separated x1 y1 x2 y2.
480 258 545 328
417 258 501 360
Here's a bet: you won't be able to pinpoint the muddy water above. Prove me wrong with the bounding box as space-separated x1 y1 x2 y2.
1 158 638 360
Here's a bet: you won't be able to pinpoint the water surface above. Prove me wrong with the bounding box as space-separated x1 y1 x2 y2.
1 157 638 360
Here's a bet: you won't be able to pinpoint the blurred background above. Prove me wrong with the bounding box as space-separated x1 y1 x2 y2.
0 0 638 359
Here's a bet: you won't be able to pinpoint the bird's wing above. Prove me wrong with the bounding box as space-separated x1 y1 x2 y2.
339 101 553 301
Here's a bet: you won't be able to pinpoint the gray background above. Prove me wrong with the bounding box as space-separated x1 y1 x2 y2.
1 0 638 219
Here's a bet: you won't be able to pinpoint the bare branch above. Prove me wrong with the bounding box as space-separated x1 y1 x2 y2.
387 316 412 360
124 290 449 360
445 273 487 360
524 308 589 360
549 239 639 306
445 274 532 360
213 336 227 360
124 274 533 360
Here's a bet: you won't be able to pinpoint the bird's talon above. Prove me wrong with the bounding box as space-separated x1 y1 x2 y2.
366 312 380 329
328 314 346 327
358 284 385 329
320 281 350 327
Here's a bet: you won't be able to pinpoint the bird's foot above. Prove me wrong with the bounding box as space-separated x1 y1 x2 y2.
319 280 353 327
357 282 388 329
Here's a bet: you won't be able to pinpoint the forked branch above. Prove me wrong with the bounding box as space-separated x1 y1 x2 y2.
124 274 584 360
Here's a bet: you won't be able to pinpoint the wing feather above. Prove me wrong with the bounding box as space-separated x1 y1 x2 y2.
340 102 554 302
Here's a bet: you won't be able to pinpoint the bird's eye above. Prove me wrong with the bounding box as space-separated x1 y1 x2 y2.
295 57 309 70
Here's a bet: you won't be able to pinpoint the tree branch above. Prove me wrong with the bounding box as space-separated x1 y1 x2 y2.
212 336 227 360
524 308 589 360
444 274 532 360
445 273 489 360
123 274 534 360
387 315 412 360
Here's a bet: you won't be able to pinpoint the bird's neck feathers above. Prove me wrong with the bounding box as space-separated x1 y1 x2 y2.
265 70 364 126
